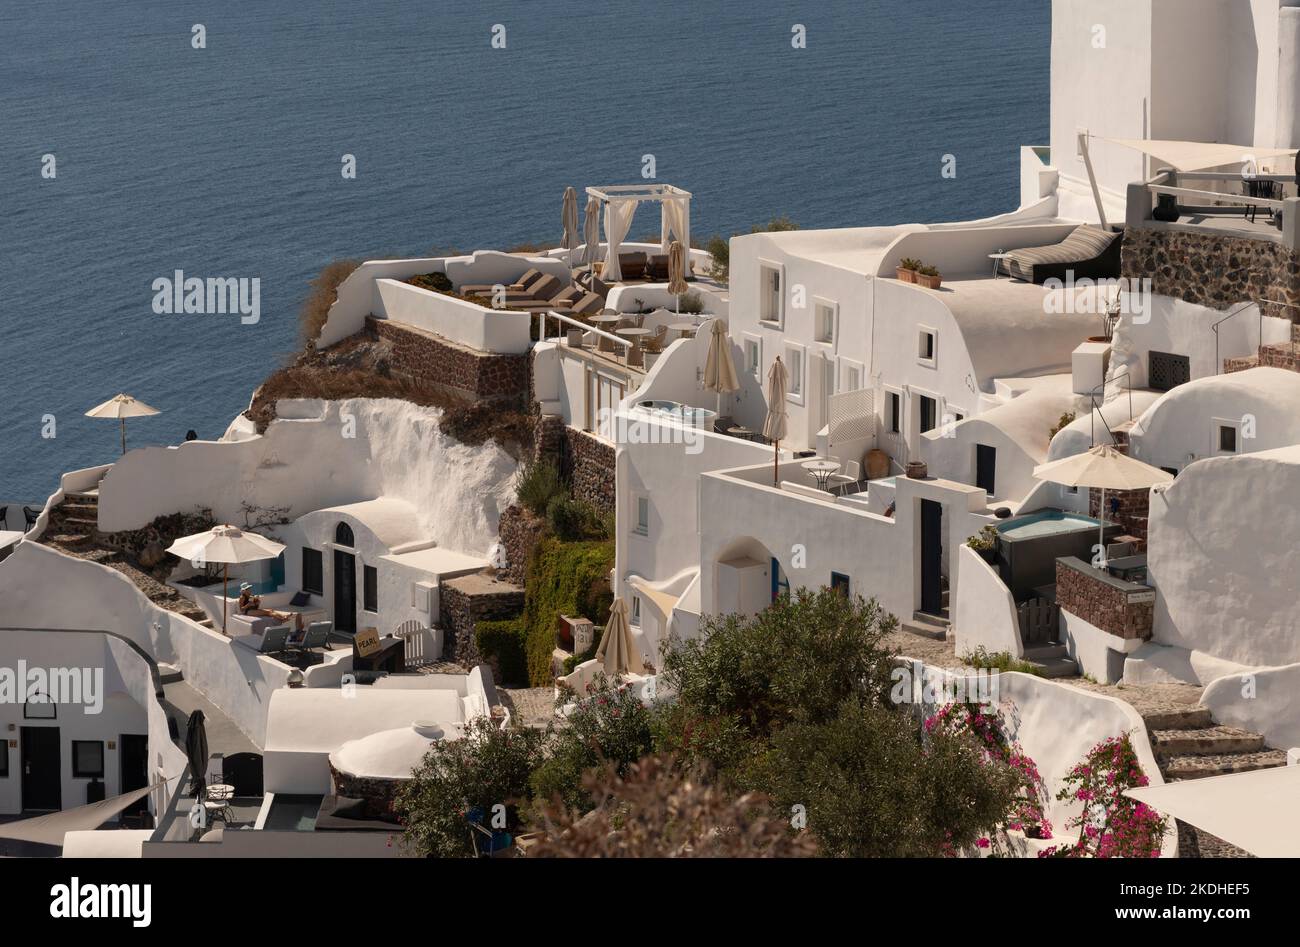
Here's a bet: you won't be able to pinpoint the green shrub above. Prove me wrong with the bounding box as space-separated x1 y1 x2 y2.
966 524 1000 551
394 717 547 858
962 646 1044 676
678 291 704 314
545 495 608 542
516 461 565 516
1048 412 1076 440
521 537 615 686
475 618 528 686
898 257 922 271
407 271 454 293
299 259 361 345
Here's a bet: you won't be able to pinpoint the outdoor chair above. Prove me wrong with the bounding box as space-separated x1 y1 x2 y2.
829 460 862 487
645 254 670 280
290 620 332 653
22 506 39 530
458 267 545 297
643 324 669 354
617 252 647 281
254 625 290 655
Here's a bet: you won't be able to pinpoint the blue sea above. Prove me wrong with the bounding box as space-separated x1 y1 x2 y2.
0 0 1048 502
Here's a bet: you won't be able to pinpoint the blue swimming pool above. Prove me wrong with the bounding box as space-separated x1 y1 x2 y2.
997 510 1105 541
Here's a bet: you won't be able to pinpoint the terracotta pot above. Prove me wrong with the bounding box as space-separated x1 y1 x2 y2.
916 272 942 290
906 460 928 479
1086 335 1112 344
896 266 916 283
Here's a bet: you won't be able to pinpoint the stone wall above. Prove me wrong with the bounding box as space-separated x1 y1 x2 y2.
440 573 524 666
1089 486 1150 548
1122 227 1300 322
327 765 404 820
1056 558 1153 640
368 317 529 404
533 414 617 514
496 504 545 586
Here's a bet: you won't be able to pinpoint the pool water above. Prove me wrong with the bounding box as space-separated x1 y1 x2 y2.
263 794 324 832
997 510 1104 541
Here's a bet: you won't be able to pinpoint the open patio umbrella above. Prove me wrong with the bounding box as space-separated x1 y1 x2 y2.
703 318 740 416
762 355 789 486
1032 444 1172 566
185 709 208 798
561 186 579 263
1125 763 1300 858
166 524 286 633
595 597 636 677
85 393 160 455
667 239 689 313
581 196 601 274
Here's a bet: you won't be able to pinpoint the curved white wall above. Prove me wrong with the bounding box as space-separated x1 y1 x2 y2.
953 546 1023 659
1202 662 1300 751
97 398 517 559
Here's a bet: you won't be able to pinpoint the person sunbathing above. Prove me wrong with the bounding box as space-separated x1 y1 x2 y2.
236 584 303 631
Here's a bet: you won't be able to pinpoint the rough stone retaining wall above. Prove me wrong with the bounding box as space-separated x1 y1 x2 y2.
534 414 617 514
1056 559 1153 640
368 317 528 404
440 573 525 666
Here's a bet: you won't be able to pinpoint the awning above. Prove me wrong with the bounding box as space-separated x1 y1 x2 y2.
627 577 681 621
1104 138 1297 172
1125 764 1300 857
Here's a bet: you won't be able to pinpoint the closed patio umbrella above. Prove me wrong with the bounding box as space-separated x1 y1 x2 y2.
185 709 208 797
561 186 579 262
703 319 740 416
595 598 636 677
667 239 688 313
581 197 601 273
166 524 286 634
1032 444 1172 566
762 356 789 486
85 393 160 455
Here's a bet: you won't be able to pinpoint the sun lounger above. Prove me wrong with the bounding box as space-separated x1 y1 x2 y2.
552 292 605 318
288 620 332 653
618 252 647 281
235 625 290 655
645 254 671 280
996 225 1122 284
457 267 546 296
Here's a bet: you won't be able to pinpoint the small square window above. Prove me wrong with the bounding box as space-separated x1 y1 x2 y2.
784 345 804 400
888 392 901 434
760 265 783 325
630 596 642 626
302 548 324 596
634 496 649 536
23 697 55 720
918 329 936 363
920 396 938 434
815 302 835 343
743 338 761 376
1218 425 1238 453
73 740 105 779
830 572 850 597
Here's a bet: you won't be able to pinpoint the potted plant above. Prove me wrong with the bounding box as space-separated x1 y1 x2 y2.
966 524 1000 564
896 258 921 283
915 265 943 290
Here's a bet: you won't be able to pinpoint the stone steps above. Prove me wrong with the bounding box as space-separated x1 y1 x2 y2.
1152 725 1264 757
1161 749 1290 780
1142 707 1213 731
901 613 949 641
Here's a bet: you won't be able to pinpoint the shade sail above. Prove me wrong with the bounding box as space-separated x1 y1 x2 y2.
0 781 164 847
1126 764 1300 858
1104 138 1297 173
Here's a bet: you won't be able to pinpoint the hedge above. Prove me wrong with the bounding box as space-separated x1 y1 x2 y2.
474 618 528 686
522 537 615 687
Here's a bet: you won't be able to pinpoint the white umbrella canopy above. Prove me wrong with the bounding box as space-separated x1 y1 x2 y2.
561 186 579 254
702 319 740 415
85 393 160 455
762 355 789 485
1033 444 1172 565
1125 764 1300 858
167 525 286 633
596 597 636 677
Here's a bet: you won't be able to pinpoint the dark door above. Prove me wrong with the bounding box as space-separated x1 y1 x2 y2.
919 396 937 434
333 549 357 634
975 444 996 497
20 727 61 812
119 734 149 819
920 500 943 615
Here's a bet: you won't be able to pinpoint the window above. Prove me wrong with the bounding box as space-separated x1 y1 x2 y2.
363 565 378 613
759 264 783 325
1216 423 1239 454
302 548 324 595
830 572 850 597
743 334 762 377
23 696 55 720
888 392 901 434
72 741 105 778
815 300 836 343
630 595 642 626
335 522 354 547
0 741 6 778
917 327 937 366
840 359 863 392
784 344 804 402
920 395 938 434
634 496 649 536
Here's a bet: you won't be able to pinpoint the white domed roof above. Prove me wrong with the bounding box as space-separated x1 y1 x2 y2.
329 721 463 780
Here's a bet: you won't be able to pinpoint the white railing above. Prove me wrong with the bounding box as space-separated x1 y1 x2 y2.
536 310 632 352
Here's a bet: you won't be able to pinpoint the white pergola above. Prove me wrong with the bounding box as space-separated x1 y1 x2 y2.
585 183 692 282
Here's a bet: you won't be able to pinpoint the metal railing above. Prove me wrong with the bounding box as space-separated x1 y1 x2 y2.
1086 368 1135 446
1212 300 1264 374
